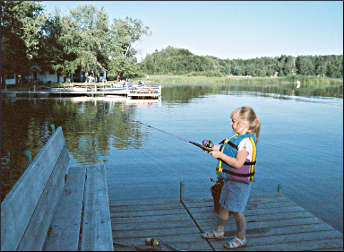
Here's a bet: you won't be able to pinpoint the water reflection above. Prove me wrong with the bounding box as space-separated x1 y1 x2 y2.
0 81 342 204
162 81 342 103
0 96 161 200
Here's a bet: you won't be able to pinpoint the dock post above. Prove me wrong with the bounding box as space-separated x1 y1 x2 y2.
50 124 55 133
25 150 32 163
277 183 282 192
180 181 184 202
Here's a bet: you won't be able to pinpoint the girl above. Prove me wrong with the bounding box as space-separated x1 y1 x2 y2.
201 106 261 249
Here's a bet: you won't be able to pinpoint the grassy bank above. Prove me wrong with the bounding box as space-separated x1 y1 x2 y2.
137 74 343 86
2 74 342 98
137 74 343 98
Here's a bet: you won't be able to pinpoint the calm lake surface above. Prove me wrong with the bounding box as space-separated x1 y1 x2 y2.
1 84 343 232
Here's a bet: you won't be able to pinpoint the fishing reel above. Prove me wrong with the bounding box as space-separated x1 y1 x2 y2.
145 238 160 247
202 139 214 149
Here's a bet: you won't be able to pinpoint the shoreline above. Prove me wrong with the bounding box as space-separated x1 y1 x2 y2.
2 75 342 99
136 75 343 85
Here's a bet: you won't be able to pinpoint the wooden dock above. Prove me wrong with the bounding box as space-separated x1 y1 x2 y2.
1 127 113 251
110 193 343 251
0 85 161 99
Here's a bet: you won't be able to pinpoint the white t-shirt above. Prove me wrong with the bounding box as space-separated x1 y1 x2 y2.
238 138 253 161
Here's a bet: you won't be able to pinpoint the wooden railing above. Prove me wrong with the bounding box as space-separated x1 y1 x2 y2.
1 127 113 251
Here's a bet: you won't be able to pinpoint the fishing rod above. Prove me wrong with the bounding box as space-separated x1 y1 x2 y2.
113 111 214 153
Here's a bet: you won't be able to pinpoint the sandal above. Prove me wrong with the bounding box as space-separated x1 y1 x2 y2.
201 230 224 240
224 236 247 249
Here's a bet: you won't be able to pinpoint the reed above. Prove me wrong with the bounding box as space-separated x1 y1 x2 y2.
140 74 342 86
147 75 343 98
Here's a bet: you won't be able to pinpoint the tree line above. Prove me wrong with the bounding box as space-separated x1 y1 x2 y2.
1 1 149 85
1 1 342 86
139 46 343 78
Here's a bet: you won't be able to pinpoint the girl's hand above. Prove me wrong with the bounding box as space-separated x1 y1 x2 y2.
212 145 221 151
210 150 222 159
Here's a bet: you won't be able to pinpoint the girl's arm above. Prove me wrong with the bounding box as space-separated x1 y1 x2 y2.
210 149 249 169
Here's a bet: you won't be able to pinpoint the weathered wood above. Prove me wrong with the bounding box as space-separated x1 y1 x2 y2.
81 164 114 251
110 201 184 212
110 198 181 208
43 166 86 251
311 248 344 251
111 212 192 225
114 226 198 239
110 194 343 251
111 201 212 251
109 197 293 213
191 207 308 223
246 222 339 238
200 216 323 233
1 127 68 251
114 233 212 251
112 209 315 232
1 126 114 251
192 205 306 219
214 236 343 251
17 148 70 251
110 207 187 218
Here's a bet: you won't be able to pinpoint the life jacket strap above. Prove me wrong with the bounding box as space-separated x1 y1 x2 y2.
216 167 255 177
219 139 227 145
219 139 238 150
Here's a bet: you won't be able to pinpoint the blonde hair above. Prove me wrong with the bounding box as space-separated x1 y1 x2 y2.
231 106 261 143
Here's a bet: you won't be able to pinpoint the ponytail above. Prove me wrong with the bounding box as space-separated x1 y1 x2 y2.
252 117 261 143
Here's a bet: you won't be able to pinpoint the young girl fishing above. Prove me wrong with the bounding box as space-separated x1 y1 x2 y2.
201 106 261 249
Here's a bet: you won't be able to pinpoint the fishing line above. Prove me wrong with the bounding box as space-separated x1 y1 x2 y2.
113 109 215 188
113 110 212 152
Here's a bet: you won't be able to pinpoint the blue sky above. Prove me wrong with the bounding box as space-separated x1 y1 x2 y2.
43 1 343 61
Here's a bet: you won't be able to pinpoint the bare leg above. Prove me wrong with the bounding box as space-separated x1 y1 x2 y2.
216 207 229 233
233 212 246 240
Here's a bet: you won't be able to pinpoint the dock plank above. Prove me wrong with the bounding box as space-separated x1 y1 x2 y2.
110 194 343 251
114 234 212 251
234 237 343 251
81 164 114 251
111 210 316 233
1 128 68 251
17 147 70 251
111 200 212 251
43 166 86 251
209 229 342 250
111 212 192 225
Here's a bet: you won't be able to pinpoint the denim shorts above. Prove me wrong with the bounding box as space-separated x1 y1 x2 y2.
219 180 252 213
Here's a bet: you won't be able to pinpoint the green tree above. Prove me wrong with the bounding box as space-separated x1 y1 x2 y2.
296 56 314 75
1 1 45 85
108 17 150 80
278 55 295 76
67 5 110 80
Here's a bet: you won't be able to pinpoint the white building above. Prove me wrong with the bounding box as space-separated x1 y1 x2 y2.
4 65 62 86
28 65 62 83
3 65 107 86
3 73 17 85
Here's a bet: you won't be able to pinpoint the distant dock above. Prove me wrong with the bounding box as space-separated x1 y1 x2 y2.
0 83 161 99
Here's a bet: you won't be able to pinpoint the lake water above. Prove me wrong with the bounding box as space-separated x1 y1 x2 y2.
1 84 343 233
